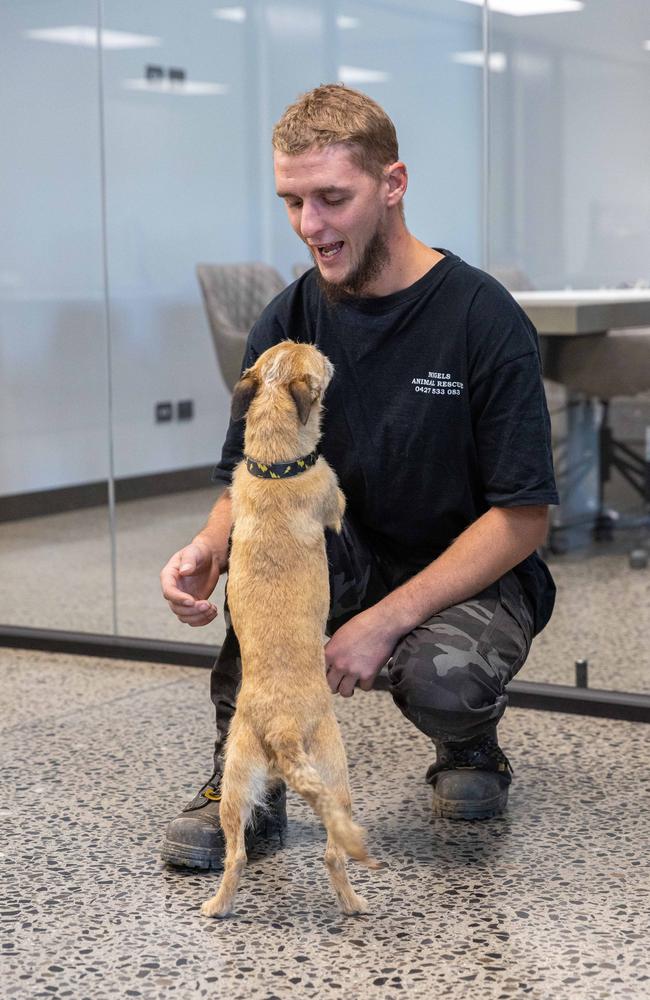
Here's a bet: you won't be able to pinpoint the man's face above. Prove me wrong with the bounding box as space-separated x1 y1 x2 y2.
274 144 391 300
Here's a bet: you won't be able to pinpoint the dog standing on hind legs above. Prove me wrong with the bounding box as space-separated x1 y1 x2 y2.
201 341 381 919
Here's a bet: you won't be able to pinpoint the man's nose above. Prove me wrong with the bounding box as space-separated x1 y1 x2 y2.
300 201 324 241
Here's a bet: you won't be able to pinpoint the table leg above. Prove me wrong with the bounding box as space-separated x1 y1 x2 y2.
549 393 601 552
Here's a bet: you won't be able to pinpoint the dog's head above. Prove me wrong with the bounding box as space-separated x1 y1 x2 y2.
231 341 334 427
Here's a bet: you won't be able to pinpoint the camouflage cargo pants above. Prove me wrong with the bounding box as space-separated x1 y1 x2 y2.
209 514 535 765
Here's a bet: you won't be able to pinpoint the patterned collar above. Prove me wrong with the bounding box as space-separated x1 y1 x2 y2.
244 448 319 479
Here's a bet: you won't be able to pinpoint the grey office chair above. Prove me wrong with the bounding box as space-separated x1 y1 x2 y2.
196 263 286 391
543 329 650 554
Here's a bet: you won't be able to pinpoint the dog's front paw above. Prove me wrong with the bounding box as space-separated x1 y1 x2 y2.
201 896 231 919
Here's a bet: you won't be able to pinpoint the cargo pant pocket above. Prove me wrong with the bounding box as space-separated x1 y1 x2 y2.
476 570 534 689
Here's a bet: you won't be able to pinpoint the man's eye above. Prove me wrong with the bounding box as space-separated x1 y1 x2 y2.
324 198 344 206
286 200 302 209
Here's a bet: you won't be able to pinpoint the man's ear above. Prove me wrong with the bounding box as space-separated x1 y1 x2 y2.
231 372 259 421
385 160 407 209
288 376 315 425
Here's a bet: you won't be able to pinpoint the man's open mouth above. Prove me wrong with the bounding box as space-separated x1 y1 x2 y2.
316 241 344 259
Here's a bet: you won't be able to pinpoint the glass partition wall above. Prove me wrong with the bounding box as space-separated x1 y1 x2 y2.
486 0 650 697
104 0 484 648
0 0 115 635
101 0 253 644
1 1 649 708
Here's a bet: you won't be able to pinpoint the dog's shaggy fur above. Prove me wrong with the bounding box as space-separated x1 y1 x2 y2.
201 341 378 919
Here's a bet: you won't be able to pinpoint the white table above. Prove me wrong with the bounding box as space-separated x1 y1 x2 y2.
513 288 650 336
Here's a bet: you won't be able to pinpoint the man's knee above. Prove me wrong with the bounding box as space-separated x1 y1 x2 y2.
388 647 497 715
387 627 506 737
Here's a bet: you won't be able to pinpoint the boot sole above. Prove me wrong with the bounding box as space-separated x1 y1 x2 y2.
161 839 223 871
160 815 288 871
432 788 508 820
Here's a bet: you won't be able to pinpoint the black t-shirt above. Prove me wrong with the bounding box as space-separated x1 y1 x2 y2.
213 248 559 633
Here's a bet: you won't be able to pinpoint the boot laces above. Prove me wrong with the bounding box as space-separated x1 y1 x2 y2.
427 734 513 781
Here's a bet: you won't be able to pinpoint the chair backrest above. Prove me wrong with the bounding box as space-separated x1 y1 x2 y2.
196 263 286 390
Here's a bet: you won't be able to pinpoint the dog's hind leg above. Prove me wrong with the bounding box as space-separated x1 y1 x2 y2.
313 716 374 916
324 826 369 916
201 726 268 919
265 716 380 916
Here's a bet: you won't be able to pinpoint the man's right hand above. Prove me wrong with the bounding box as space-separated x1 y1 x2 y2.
160 537 223 627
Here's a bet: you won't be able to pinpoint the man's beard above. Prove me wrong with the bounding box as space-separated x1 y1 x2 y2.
312 225 391 305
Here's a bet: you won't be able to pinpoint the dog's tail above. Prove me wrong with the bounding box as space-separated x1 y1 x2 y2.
265 727 380 869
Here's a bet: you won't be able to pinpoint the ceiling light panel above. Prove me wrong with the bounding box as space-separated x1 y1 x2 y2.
24 26 161 48
212 6 247 21
456 0 584 15
338 65 390 83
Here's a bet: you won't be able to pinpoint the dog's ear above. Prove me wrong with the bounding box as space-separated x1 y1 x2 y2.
288 377 315 425
231 372 259 421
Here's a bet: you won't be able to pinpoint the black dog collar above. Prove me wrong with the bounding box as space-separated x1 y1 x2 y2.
244 449 319 479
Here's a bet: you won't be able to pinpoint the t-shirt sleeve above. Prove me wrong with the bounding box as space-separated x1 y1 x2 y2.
468 280 559 508
211 307 287 488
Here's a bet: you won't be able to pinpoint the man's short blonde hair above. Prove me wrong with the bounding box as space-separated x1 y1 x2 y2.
272 83 400 180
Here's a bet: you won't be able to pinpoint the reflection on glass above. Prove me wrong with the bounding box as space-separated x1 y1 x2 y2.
104 0 247 643
0 0 114 635
2 0 648 702
488 0 650 694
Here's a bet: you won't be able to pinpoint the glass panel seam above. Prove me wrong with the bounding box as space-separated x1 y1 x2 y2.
96 0 118 635
483 0 490 273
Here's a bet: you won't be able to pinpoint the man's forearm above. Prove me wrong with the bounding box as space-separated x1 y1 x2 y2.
196 489 233 571
374 505 549 642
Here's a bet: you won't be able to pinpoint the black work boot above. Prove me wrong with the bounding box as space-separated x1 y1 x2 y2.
161 769 288 870
426 730 513 821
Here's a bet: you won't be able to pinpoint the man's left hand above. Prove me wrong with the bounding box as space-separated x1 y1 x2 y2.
324 609 398 697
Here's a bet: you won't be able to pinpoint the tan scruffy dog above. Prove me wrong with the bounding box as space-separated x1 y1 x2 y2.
201 340 380 919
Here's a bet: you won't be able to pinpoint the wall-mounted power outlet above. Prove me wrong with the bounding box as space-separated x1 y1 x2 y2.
155 401 173 423
177 399 194 421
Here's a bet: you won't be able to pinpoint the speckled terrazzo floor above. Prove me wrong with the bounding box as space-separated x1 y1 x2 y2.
2 647 650 999
1 483 649 693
